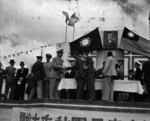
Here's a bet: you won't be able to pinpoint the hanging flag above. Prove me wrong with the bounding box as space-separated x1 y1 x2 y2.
70 28 102 53
56 43 62 48
20 52 23 54
8 55 11 58
4 56 7 59
26 51 28 54
62 11 69 23
17 53 20 56
119 27 150 57
56 42 65 52
68 13 79 26
41 49 43 56
12 54 15 57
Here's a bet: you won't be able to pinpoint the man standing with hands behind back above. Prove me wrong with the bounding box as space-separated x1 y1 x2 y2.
102 51 117 101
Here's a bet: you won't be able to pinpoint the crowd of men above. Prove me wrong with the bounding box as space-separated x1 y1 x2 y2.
0 49 150 102
0 49 63 100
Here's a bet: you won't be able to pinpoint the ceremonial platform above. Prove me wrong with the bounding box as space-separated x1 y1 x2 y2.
0 99 150 121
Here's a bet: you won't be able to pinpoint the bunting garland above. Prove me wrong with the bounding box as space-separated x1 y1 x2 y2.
17 53 20 56
1 43 54 60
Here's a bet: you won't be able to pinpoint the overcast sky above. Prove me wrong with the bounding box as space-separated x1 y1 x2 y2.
0 0 149 67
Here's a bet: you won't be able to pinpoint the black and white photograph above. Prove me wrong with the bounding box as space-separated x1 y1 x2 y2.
0 0 150 121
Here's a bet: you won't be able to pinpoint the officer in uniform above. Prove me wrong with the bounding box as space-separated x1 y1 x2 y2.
82 51 96 100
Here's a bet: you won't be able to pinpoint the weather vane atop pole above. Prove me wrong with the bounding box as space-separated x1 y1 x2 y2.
62 11 69 43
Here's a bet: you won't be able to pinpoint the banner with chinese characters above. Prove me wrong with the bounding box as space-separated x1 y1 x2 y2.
12 107 150 121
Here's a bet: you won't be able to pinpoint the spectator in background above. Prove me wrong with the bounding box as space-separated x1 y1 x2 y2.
115 64 123 80
43 53 52 99
14 61 28 100
5 59 16 100
31 56 45 99
82 51 96 100
102 51 117 101
50 49 64 99
127 69 135 102
65 61 76 78
114 63 124 101
0 62 5 99
115 59 124 80
135 61 143 84
128 69 135 80
134 61 145 102
96 61 105 78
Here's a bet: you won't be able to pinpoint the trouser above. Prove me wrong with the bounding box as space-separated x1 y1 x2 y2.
14 83 26 100
76 77 85 100
102 76 114 101
145 81 150 101
0 81 3 98
43 79 50 99
49 78 60 99
37 80 43 99
28 87 37 100
5 82 16 100
86 72 96 100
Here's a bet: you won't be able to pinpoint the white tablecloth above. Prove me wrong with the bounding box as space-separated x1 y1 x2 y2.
58 78 144 94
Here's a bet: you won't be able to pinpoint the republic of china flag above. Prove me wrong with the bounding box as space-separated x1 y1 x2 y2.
119 27 150 57
70 28 102 53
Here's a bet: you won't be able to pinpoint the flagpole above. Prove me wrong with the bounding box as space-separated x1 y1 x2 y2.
73 25 75 41
41 49 43 57
148 10 150 40
65 22 68 43
0 39 1 59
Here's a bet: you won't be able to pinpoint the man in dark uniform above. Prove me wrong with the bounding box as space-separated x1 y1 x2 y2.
14 61 28 100
73 51 85 100
0 62 5 99
31 56 45 99
135 61 143 83
142 60 150 101
5 59 16 100
82 51 96 100
134 61 144 102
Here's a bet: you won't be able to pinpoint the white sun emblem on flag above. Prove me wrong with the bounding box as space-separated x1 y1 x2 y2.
128 32 134 38
80 37 91 47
